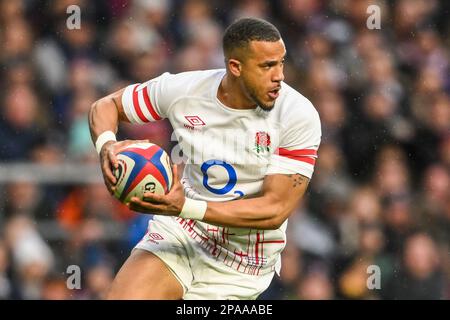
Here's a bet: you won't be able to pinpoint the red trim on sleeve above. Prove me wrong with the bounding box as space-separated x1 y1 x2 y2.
282 155 316 165
277 148 317 157
276 148 317 165
142 85 161 121
132 85 150 123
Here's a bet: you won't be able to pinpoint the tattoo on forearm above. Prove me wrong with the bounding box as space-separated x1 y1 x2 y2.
288 174 308 188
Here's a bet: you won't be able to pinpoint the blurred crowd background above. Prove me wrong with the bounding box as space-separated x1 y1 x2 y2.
0 0 449 300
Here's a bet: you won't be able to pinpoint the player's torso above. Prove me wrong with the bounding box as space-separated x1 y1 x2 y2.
164 70 291 275
167 72 284 202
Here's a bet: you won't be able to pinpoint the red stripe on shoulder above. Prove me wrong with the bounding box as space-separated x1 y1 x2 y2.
142 85 161 121
132 85 150 123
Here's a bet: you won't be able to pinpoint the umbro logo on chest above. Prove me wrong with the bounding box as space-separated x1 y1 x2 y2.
184 115 206 131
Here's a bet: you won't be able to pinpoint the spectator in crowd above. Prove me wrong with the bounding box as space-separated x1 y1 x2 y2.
382 232 445 300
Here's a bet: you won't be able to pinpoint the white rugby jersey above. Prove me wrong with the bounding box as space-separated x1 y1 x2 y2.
122 69 321 276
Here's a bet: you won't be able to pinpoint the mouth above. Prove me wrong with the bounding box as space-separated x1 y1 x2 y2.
267 87 281 100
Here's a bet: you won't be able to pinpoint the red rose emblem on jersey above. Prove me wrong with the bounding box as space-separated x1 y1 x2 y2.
256 132 271 147
255 131 271 153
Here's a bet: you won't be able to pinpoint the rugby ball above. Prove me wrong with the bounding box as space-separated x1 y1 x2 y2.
113 142 173 204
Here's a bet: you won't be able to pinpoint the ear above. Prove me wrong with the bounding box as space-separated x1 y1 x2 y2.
228 58 242 77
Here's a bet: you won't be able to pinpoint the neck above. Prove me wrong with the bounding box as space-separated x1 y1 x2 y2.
217 73 256 110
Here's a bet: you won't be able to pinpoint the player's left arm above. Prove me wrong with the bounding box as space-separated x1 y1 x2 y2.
129 165 309 230
201 172 309 229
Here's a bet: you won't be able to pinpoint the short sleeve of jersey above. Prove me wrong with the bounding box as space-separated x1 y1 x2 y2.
266 101 321 179
121 72 181 124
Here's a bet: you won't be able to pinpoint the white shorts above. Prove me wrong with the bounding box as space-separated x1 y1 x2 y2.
134 216 276 300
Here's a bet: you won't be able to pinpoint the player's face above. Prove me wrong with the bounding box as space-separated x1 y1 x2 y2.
241 40 286 111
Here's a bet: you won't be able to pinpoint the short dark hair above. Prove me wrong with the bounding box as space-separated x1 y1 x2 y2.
223 18 281 59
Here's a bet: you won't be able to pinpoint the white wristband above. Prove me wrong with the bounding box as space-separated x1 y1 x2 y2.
95 131 117 154
179 198 207 221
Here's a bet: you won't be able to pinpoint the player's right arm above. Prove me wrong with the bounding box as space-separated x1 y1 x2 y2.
89 87 128 143
88 88 148 194
89 72 182 194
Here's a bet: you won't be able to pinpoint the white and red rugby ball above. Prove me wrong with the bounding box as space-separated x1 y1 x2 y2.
113 142 173 204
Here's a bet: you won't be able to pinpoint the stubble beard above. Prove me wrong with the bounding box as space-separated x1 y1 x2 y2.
246 85 274 118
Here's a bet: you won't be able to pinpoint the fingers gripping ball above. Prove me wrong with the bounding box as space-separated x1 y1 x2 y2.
113 142 173 204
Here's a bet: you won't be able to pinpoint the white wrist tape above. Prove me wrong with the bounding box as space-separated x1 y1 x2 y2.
95 131 117 154
179 198 207 221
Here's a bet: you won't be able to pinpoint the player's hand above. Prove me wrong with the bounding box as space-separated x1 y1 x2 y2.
99 139 150 195
129 164 186 216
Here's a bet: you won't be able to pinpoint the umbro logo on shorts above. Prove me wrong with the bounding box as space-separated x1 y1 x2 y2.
148 233 164 240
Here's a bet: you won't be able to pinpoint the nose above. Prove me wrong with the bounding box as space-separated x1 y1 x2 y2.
272 65 284 83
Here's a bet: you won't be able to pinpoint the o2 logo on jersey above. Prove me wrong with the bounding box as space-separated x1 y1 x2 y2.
201 160 244 198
